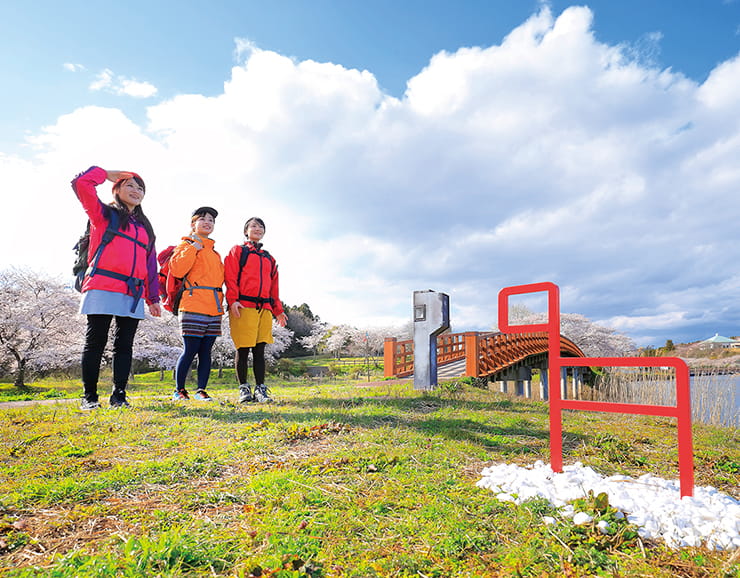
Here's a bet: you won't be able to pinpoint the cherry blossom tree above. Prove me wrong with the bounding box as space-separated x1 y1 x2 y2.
133 314 182 378
0 268 83 389
363 327 393 357
560 313 635 356
313 324 405 359
299 321 330 356
501 306 635 356
203 311 235 377
211 335 235 378
266 323 294 365
325 325 357 359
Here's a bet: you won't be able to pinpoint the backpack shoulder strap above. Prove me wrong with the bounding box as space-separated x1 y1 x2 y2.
104 209 148 250
236 244 250 289
261 249 277 277
89 208 119 267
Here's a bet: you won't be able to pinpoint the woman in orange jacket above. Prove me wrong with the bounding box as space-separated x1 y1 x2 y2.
169 207 225 400
224 217 287 403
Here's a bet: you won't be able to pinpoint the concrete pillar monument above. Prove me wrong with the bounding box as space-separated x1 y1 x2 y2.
413 290 450 390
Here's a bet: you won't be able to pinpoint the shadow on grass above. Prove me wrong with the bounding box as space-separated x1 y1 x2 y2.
145 391 555 455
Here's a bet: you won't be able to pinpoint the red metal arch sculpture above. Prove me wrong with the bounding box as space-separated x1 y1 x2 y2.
499 282 693 497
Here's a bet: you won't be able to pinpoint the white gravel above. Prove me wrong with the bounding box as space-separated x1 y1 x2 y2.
476 461 740 550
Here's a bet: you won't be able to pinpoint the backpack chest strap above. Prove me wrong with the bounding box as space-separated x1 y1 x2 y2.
186 284 224 313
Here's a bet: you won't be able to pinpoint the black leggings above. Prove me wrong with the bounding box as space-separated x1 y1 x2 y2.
175 335 217 391
82 314 140 401
235 343 266 385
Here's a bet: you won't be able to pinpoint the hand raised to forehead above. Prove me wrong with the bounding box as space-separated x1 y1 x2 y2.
105 170 135 183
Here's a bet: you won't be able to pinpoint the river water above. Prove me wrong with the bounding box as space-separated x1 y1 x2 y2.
592 371 739 428
689 373 738 427
725 374 739 424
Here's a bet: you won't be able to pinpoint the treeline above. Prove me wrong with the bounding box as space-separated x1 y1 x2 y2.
638 340 676 357
0 268 410 389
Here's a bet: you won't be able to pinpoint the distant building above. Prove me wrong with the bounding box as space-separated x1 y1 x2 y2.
701 334 740 348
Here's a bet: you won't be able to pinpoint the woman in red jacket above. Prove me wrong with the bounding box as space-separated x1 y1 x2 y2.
72 166 161 410
224 217 287 403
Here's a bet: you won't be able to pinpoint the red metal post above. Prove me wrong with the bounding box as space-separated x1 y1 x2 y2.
464 331 480 377
383 337 397 378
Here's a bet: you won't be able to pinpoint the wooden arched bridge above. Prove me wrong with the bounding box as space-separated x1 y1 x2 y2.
384 331 587 384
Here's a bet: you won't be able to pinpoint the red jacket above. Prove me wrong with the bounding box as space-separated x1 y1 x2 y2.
72 166 160 304
224 242 283 316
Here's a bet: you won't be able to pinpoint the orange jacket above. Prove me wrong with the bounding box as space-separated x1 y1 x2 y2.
169 236 225 316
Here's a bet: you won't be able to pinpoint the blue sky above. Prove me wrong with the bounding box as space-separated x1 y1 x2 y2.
1 0 739 346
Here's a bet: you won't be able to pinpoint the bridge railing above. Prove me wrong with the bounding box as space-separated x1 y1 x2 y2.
384 331 585 379
383 338 414 377
469 331 584 377
437 332 466 364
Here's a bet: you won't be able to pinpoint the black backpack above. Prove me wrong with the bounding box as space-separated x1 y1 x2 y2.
72 228 91 292
73 210 121 292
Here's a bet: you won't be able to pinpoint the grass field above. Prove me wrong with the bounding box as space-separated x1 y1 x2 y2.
0 370 738 577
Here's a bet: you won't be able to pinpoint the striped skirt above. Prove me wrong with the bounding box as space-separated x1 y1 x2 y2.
179 311 222 338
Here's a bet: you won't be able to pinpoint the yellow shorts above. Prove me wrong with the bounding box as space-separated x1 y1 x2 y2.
229 307 274 348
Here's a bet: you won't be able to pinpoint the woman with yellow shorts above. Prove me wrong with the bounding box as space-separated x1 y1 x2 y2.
224 217 288 403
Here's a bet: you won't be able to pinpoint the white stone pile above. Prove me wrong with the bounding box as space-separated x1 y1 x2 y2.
476 461 740 550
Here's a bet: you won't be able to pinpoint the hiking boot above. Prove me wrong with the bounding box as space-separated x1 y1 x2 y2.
110 389 130 408
110 398 131 408
80 399 100 411
238 384 253 404
193 389 212 401
253 384 273 404
172 389 190 400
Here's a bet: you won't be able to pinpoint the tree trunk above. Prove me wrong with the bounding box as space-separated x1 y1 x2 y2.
13 358 28 391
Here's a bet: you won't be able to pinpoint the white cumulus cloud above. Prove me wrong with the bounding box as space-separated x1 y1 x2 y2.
89 68 157 98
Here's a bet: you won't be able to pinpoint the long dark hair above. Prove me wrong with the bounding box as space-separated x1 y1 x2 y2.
111 175 156 251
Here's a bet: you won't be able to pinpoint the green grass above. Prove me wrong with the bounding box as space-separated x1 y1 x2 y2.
0 374 738 577
0 361 379 402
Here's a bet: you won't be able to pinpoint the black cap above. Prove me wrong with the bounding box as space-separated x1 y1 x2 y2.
192 206 218 219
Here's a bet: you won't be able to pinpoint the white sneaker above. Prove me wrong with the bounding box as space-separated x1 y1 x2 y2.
253 384 273 403
238 384 253 404
80 399 100 411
